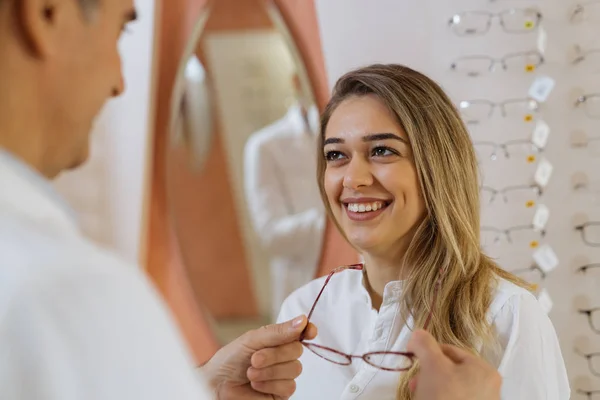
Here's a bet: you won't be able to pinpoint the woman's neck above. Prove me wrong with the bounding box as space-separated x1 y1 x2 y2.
362 254 405 311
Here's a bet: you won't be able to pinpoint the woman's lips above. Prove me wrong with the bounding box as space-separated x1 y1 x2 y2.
343 200 391 222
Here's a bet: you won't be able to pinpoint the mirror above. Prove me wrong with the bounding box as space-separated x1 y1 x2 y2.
166 0 325 344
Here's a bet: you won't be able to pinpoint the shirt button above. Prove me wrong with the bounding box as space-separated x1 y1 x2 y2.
349 384 360 393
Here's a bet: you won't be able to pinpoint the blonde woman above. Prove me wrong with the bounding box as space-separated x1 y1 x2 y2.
277 64 569 399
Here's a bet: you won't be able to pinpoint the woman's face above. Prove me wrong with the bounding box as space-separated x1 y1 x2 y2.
323 94 426 257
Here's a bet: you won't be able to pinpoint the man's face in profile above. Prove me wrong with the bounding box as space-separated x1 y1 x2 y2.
40 0 136 171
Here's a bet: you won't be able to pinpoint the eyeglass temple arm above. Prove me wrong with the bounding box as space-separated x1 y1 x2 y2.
300 263 364 341
579 263 600 272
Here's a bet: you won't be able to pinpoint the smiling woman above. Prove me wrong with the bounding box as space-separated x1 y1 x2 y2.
277 64 570 400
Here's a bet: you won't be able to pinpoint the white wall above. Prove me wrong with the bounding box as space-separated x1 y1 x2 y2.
53 0 157 265
315 0 599 388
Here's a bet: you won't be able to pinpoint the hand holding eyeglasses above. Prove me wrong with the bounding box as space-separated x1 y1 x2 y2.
203 315 317 400
407 330 501 400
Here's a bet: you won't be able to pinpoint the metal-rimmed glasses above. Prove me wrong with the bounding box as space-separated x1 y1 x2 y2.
575 222 600 247
448 8 542 36
459 98 539 125
570 0 600 24
575 347 600 377
578 306 600 334
473 139 543 161
450 50 544 77
575 93 600 119
572 46 600 74
299 263 444 371
510 264 546 288
481 224 545 248
480 184 542 207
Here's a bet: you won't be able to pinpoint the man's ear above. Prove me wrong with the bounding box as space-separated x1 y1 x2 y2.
18 0 67 58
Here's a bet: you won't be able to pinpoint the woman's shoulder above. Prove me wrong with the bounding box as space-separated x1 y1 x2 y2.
487 277 545 325
276 269 364 323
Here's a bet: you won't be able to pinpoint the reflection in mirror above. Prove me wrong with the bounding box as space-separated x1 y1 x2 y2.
166 0 325 344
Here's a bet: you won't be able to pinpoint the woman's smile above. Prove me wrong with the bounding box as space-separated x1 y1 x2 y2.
341 197 393 222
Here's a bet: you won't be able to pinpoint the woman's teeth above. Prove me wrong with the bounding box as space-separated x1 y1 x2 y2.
347 201 386 213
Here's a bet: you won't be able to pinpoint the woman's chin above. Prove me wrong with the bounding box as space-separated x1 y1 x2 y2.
347 235 382 254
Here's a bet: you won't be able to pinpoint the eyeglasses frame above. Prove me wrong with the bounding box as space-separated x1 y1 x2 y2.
299 263 445 372
575 221 600 247
448 8 543 36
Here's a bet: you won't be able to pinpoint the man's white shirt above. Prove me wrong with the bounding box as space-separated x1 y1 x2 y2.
0 149 213 399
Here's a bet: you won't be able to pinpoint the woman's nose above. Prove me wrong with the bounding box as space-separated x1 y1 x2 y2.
343 158 373 189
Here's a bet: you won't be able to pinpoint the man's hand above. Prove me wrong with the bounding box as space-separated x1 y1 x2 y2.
407 330 502 400
202 315 317 399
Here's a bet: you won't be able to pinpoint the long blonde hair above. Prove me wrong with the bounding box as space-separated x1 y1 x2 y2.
317 64 533 399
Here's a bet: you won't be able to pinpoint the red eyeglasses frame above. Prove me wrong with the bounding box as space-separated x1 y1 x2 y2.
299 263 444 371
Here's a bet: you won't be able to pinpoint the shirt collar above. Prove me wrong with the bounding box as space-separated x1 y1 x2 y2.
359 268 404 308
0 148 78 224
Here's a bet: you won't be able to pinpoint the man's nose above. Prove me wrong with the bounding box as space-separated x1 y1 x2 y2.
343 158 373 189
112 74 125 97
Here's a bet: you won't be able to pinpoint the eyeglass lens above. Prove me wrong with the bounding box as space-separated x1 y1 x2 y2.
451 9 539 36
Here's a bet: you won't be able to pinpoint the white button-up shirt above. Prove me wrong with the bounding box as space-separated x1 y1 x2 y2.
0 150 213 399
278 269 570 400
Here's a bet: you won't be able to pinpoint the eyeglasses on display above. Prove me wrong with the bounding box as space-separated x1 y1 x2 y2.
481 224 545 248
459 98 539 125
570 0 600 24
299 263 444 371
571 46 600 74
510 264 546 288
576 262 600 274
572 172 600 199
480 184 541 207
575 347 600 377
450 50 544 77
575 222 600 247
579 306 600 334
473 139 543 161
574 93 600 119
448 8 542 36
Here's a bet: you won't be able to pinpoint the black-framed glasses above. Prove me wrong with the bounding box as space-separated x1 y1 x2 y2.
579 307 600 334
575 347 600 377
575 222 600 247
459 98 539 125
473 139 543 161
450 50 544 77
481 224 545 247
299 263 445 371
576 262 600 273
480 184 541 207
448 8 542 36
575 93 600 119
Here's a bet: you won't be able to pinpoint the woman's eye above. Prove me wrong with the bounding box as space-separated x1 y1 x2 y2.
325 151 345 161
372 147 396 157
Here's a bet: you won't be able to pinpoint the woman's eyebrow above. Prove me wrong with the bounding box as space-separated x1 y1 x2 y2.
323 132 407 146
